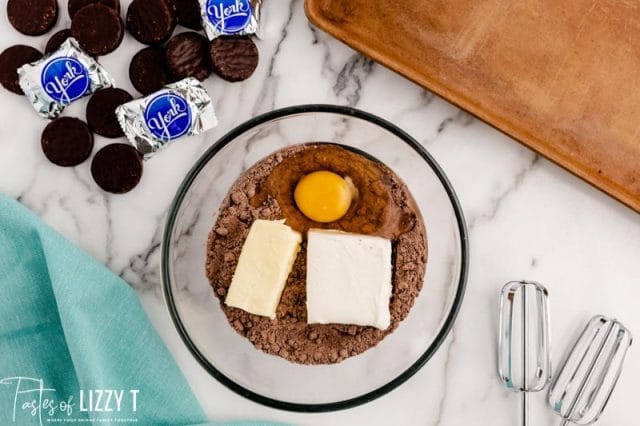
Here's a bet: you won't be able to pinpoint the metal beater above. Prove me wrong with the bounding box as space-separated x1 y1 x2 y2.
548 315 632 425
498 281 552 426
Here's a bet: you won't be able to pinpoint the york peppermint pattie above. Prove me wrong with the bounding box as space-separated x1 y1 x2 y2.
115 78 217 158
200 0 263 40
18 38 114 119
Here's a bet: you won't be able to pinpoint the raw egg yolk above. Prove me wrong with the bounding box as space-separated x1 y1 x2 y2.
294 171 353 223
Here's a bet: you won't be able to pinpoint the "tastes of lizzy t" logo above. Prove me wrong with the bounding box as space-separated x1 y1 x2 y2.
206 0 252 33
144 92 192 141
41 57 89 105
0 376 140 425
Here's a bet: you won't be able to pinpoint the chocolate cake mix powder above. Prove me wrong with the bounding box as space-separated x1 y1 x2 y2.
206 144 427 364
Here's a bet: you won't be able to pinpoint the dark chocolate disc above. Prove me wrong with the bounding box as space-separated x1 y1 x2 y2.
41 117 94 167
86 88 132 138
91 144 143 194
165 32 210 81
209 36 258 82
169 0 202 30
71 4 124 56
45 29 72 54
68 0 120 19
0 45 43 94
7 0 58 36
126 0 176 46
129 47 173 95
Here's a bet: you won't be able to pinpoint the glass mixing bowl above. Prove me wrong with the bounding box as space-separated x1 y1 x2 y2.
161 105 468 412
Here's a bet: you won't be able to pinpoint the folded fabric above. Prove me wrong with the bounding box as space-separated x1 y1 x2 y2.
0 194 280 426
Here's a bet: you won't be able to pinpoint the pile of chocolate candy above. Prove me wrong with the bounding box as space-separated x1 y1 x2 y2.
0 0 262 193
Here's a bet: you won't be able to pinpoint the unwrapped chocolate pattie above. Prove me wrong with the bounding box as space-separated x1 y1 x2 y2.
18 38 114 119
115 77 217 158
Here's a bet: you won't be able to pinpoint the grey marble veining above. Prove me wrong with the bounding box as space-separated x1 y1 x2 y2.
0 1 638 425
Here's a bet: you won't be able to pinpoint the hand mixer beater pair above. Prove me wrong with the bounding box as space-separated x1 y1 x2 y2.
498 281 632 425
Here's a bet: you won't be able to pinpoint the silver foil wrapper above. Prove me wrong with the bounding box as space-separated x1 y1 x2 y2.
18 38 114 119
200 0 262 40
116 78 217 159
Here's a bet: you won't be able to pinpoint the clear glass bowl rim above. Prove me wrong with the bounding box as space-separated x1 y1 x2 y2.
161 104 469 412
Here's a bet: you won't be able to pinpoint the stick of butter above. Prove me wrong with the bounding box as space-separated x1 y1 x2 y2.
225 219 302 319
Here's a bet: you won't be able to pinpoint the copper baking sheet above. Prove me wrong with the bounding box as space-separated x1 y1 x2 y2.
306 0 640 212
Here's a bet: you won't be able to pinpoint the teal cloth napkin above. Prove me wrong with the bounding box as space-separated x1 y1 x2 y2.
0 194 278 426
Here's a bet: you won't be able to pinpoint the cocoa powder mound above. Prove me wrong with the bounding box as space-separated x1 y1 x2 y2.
205 144 427 365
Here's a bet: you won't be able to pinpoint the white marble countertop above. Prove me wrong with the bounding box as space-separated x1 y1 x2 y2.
1 1 638 425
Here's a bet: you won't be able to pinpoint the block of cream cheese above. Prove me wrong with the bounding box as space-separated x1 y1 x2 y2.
225 219 301 319
306 229 392 330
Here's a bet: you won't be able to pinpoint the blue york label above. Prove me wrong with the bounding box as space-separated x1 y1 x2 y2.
144 93 192 141
206 0 252 33
41 57 89 104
